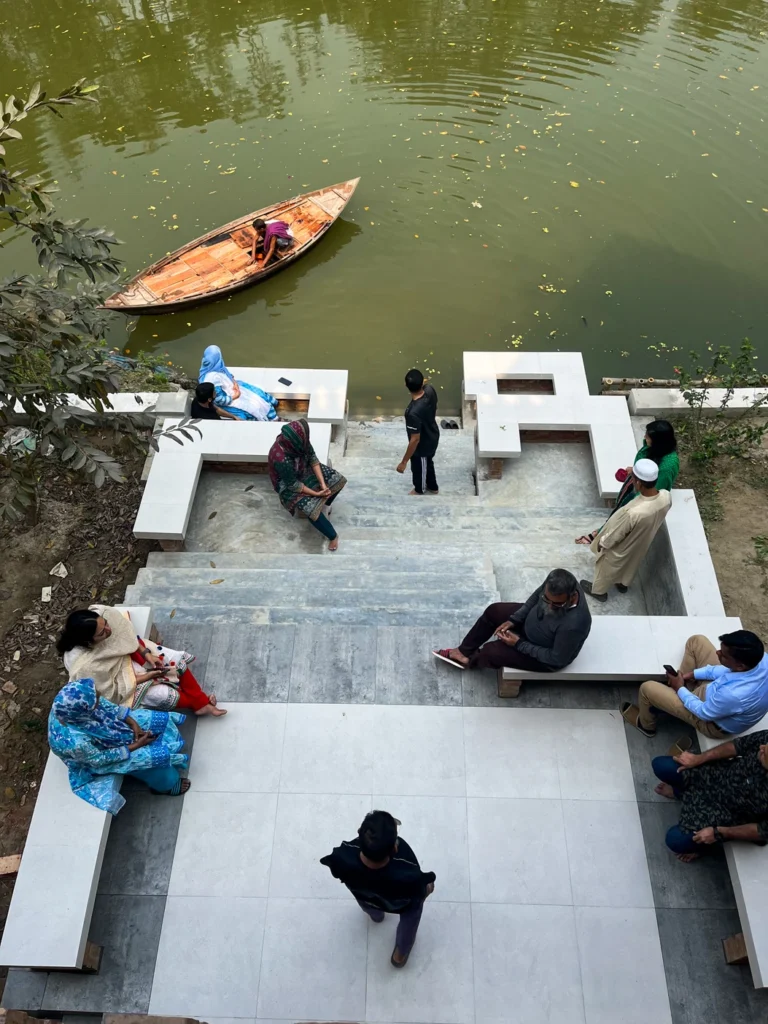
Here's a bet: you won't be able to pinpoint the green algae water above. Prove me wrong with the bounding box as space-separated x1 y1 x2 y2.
2 0 767 413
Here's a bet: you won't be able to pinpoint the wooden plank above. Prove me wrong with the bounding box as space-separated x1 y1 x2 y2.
723 932 749 965
488 458 504 480
182 249 233 280
0 854 21 876
497 672 522 698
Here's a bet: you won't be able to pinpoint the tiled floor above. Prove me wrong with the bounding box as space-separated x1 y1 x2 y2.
147 703 671 1024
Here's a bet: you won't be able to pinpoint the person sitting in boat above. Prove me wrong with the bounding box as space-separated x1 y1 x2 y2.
198 345 279 421
251 218 294 267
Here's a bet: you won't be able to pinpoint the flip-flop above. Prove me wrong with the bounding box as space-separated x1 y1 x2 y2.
432 649 467 670
620 701 656 738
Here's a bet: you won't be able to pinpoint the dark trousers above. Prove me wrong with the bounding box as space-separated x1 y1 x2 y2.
410 454 438 494
308 492 338 541
356 898 424 955
652 757 698 854
458 602 549 671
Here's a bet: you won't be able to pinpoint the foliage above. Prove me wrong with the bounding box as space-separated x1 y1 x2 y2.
674 340 768 464
150 417 203 453
0 80 125 522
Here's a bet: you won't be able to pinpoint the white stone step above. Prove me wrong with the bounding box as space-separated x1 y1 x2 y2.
133 567 496 590
146 549 493 572
147 603 484 628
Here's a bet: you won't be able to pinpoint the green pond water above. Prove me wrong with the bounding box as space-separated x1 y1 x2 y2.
2 0 767 413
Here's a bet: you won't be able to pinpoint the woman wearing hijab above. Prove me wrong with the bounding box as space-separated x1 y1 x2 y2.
576 419 679 545
56 605 226 717
268 418 347 550
198 344 278 421
48 678 190 814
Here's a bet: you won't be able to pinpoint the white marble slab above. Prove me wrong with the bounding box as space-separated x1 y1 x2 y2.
148 703 672 1020
230 366 349 424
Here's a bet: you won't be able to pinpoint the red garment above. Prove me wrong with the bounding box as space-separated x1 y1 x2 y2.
130 651 210 712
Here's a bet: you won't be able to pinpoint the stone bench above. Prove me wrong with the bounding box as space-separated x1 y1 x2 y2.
629 387 768 419
498 615 740 697
133 420 332 546
699 720 768 987
228 366 348 426
0 608 152 972
463 352 638 500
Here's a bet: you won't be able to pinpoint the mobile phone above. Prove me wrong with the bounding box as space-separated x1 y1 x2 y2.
663 664 677 676
278 376 293 386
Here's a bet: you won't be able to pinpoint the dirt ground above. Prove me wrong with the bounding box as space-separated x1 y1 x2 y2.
0 429 154 964
685 455 768 638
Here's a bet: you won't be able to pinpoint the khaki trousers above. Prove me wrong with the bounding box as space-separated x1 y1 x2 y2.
637 634 729 739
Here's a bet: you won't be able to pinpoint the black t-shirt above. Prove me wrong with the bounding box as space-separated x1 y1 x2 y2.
405 383 439 457
190 399 219 420
320 836 436 913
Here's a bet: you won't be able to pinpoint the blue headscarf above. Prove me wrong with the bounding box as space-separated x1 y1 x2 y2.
199 344 233 382
48 679 188 814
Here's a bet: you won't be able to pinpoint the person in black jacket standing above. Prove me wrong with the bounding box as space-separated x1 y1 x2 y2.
320 809 436 968
397 369 440 495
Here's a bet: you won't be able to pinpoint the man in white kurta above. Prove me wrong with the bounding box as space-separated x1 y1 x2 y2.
581 458 671 602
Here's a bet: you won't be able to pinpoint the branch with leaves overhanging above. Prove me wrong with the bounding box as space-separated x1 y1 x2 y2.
150 418 203 453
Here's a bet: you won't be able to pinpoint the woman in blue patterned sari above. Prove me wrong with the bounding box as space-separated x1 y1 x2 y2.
48 678 190 814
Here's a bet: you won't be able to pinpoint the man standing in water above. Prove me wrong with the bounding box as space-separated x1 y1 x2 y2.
397 369 440 495
320 810 436 967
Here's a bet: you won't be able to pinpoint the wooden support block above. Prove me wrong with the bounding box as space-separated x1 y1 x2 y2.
497 671 522 698
723 932 749 965
488 458 504 480
159 539 185 552
0 853 21 876
82 940 103 973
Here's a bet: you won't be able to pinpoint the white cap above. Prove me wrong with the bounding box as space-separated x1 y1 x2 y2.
634 458 659 483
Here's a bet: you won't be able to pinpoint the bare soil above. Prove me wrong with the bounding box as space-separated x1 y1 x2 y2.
0 429 155 971
681 453 768 638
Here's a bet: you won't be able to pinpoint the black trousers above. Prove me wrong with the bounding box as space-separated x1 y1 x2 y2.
458 602 552 671
410 454 438 494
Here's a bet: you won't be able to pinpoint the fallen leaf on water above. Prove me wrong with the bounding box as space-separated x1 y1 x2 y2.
712 172 718 177
414 234 420 238
472 200 482 208
719 75 728 79
376 395 382 400
569 181 579 187
542 227 549 233
322 158 329 163
470 90 480 97
605 289 613 295
439 131 448 135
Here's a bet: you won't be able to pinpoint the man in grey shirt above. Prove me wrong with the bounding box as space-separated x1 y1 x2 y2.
433 568 592 672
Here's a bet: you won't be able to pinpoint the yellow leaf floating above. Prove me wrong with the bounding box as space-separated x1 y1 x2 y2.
542 227 549 233
570 181 579 187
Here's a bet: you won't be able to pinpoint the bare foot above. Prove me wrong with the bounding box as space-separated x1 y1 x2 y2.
180 778 191 794
676 852 700 863
196 703 228 717
209 693 218 706
655 782 677 800
448 647 470 666
408 489 423 496
329 536 339 551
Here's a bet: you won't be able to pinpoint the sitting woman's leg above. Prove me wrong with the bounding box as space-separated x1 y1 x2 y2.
177 668 227 717
130 765 190 796
310 511 339 550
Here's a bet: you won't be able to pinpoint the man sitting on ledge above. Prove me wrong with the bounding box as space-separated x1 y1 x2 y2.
622 630 768 740
432 568 592 673
651 730 768 862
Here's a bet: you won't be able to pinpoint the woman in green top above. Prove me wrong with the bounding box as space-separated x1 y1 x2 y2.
576 419 679 545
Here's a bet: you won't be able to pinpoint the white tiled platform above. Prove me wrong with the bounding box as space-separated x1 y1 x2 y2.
149 704 672 1024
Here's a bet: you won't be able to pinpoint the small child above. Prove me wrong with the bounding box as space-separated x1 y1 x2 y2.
191 381 237 420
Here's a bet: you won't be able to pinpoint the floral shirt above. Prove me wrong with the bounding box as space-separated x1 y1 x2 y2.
679 730 768 839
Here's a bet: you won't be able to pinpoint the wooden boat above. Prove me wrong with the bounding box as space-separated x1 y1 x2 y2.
104 177 360 314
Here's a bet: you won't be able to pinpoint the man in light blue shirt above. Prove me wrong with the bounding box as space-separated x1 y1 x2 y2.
623 630 768 739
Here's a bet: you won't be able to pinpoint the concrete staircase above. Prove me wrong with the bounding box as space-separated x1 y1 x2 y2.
125 421 647 703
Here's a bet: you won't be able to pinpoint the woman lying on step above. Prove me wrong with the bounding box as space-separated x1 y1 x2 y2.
57 605 226 717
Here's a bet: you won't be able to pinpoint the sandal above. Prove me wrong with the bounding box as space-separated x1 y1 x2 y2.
432 649 467 670
620 701 656 738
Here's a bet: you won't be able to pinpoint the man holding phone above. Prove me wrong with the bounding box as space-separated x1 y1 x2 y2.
622 629 768 739
432 568 591 673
